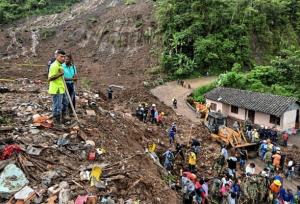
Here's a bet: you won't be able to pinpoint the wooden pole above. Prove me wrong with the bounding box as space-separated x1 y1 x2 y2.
62 77 79 122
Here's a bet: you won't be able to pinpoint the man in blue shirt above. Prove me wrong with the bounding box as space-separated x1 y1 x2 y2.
62 54 77 117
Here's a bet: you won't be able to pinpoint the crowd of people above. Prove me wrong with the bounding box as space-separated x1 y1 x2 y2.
135 103 165 125
154 119 300 204
47 47 299 203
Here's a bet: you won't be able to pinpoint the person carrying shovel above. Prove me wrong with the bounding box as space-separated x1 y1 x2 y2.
48 49 68 126
62 54 78 117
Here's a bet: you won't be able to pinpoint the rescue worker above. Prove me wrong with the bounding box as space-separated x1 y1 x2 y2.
188 151 197 172
259 140 268 160
264 150 273 169
156 112 164 126
269 179 281 202
168 126 176 144
282 131 289 147
227 151 238 178
162 149 174 170
272 150 281 171
211 177 222 203
257 174 268 203
252 129 259 142
142 104 149 123
175 143 185 161
191 139 201 155
237 148 247 171
172 97 177 109
247 177 258 204
62 54 78 115
150 104 156 124
48 49 67 126
181 172 196 204
107 87 113 101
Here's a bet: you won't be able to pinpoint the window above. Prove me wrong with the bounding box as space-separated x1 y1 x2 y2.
270 115 280 125
231 105 239 114
210 103 217 111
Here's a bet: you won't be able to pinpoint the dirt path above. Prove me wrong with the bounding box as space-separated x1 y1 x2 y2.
151 76 217 124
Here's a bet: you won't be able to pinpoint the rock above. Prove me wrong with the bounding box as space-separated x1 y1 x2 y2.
30 128 40 135
86 110 96 116
58 181 70 204
0 164 29 198
85 140 95 147
26 106 33 112
143 81 150 87
41 170 59 186
14 186 34 200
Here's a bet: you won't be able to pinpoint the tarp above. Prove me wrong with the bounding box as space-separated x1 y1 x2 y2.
0 164 29 198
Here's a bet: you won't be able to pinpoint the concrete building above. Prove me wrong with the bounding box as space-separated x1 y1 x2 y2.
204 87 300 130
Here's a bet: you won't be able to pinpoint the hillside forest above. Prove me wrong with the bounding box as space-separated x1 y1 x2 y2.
155 0 300 100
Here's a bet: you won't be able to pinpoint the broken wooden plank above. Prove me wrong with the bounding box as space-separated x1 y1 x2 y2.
0 126 14 131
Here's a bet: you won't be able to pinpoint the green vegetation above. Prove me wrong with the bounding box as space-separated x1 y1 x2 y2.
0 0 81 24
155 0 300 77
156 0 300 99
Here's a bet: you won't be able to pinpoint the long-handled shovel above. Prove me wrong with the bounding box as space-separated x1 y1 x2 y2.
62 77 79 123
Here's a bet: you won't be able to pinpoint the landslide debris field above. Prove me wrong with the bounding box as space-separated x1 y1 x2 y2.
1 0 300 203
0 78 216 203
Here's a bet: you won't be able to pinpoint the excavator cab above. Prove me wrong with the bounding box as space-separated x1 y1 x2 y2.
206 112 227 134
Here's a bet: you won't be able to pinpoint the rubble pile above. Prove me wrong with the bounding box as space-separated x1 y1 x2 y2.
1 79 184 203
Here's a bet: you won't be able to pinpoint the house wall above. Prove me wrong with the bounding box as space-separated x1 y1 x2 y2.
205 99 300 130
206 99 246 120
254 112 280 129
282 110 297 130
206 99 223 112
228 106 246 121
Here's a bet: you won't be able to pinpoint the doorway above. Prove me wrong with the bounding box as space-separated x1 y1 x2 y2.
248 110 255 124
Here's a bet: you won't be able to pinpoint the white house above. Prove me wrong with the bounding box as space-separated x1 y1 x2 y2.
204 87 300 130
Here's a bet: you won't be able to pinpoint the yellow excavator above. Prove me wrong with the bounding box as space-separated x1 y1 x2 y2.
206 112 258 150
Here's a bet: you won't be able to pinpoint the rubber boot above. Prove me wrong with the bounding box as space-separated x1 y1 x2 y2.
53 115 62 128
62 112 71 124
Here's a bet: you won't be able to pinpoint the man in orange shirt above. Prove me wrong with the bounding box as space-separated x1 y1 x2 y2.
272 151 281 171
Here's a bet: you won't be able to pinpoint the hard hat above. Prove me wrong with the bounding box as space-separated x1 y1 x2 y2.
152 104 156 107
161 112 165 115
274 180 281 186
262 140 267 143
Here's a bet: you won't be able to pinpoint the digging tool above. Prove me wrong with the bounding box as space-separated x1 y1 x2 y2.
62 77 79 123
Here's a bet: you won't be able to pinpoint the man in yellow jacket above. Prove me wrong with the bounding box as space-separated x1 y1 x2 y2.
48 49 67 125
188 151 197 172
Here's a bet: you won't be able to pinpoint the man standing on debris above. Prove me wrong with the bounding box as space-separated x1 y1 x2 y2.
48 49 67 125
168 124 177 144
150 104 156 124
188 150 197 172
62 54 77 115
162 148 174 170
282 131 289 147
107 87 113 101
